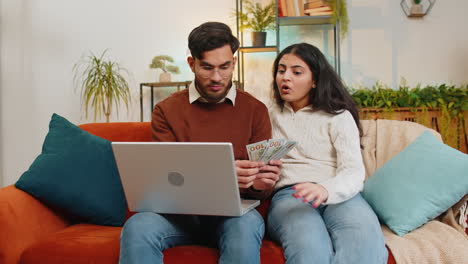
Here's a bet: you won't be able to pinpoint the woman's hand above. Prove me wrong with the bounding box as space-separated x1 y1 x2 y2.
292 182 328 208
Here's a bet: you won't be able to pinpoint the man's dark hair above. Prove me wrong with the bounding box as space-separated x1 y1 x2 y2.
188 22 240 60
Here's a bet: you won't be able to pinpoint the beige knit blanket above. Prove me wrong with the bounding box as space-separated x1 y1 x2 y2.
360 119 468 264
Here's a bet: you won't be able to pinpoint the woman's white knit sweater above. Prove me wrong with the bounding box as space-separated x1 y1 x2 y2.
269 103 365 204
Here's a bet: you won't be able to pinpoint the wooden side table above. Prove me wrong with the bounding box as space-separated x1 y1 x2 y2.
139 81 191 121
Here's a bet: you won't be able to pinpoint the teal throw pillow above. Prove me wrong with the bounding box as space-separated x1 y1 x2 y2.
15 113 127 226
362 131 468 236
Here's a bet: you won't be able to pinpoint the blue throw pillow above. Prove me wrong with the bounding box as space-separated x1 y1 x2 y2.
15 113 127 226
362 131 468 236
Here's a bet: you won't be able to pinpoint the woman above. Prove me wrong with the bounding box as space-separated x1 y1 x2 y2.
267 43 387 264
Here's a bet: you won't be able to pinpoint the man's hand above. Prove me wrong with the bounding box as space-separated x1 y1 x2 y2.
292 182 328 208
252 160 282 191
235 160 264 188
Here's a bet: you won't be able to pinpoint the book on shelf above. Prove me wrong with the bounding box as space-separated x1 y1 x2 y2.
283 0 306 17
278 0 285 17
286 0 296 16
280 0 288 17
305 5 331 12
304 9 333 16
303 0 329 10
304 2 332 16
297 0 305 16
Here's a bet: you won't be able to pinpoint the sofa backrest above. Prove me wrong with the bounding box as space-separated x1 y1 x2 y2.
79 120 442 180
79 122 152 142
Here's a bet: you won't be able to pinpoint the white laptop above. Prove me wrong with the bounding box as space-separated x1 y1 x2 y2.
111 142 260 217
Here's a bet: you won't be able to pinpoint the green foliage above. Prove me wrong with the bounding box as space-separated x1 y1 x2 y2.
237 0 276 32
329 0 349 39
73 50 131 122
149 55 180 74
349 83 468 117
350 82 468 150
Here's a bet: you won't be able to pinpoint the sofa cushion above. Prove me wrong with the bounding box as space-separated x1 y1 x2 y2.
20 224 121 264
362 131 468 236
15 113 127 226
18 224 287 264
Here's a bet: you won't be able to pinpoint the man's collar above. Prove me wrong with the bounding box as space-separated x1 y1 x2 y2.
188 80 236 106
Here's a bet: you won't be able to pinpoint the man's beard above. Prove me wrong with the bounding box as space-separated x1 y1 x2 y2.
195 79 233 103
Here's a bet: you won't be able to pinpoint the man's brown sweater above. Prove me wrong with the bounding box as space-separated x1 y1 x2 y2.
151 88 272 198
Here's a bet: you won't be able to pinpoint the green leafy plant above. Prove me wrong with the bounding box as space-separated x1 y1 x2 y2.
350 83 468 113
349 82 468 151
149 55 180 74
329 0 349 39
237 0 276 32
73 50 131 123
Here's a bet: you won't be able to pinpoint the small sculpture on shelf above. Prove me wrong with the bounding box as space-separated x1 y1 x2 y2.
149 55 180 82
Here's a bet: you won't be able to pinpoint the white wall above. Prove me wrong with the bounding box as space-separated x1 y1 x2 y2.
0 0 236 186
1 0 468 187
244 0 468 101
343 0 468 89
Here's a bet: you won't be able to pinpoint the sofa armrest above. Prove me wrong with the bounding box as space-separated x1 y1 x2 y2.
0 185 70 264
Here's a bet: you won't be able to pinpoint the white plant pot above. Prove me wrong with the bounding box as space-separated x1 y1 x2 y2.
159 72 171 82
410 4 424 15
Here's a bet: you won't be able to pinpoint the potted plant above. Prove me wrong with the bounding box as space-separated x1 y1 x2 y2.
350 82 468 153
149 55 180 82
410 0 424 16
73 50 131 122
237 0 276 47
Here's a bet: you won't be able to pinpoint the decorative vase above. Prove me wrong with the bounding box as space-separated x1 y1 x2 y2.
159 72 171 82
251 32 267 47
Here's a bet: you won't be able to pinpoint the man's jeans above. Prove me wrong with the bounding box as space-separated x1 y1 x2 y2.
267 186 388 264
119 209 264 264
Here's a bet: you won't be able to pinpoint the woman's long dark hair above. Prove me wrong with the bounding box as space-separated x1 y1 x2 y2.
272 43 362 137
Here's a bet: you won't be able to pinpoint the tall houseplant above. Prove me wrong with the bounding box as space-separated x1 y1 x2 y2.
73 50 131 122
149 55 180 82
237 0 276 47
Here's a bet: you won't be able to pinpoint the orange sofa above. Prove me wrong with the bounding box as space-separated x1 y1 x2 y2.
0 122 397 264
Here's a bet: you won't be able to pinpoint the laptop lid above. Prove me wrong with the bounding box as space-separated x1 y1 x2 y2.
111 142 259 217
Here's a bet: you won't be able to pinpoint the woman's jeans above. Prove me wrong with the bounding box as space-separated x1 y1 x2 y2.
267 186 388 264
119 209 264 264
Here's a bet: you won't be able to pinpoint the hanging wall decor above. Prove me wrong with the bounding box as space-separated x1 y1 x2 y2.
400 0 436 18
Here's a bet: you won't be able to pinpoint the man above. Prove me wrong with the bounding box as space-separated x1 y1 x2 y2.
119 22 282 264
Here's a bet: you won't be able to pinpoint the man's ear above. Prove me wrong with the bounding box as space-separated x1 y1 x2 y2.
233 56 237 67
187 56 195 73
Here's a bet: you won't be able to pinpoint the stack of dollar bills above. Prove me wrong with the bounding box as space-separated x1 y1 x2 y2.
246 139 297 162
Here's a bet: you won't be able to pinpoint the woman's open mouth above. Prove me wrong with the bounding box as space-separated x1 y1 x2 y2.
281 84 291 94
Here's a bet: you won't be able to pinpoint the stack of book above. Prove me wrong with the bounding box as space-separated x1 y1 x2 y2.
303 0 332 16
279 0 305 17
